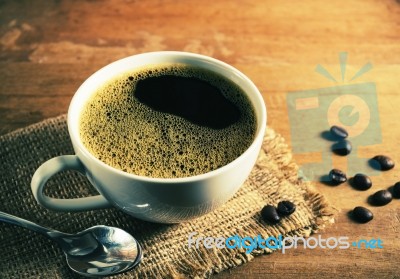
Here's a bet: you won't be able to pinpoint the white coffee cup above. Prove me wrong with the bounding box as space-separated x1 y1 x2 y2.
31 51 267 223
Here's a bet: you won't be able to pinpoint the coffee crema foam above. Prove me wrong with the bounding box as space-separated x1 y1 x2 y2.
79 63 257 178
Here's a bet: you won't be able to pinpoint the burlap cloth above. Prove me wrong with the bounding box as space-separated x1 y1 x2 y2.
0 115 335 278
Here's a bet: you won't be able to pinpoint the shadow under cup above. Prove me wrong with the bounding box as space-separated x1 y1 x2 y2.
32 51 267 223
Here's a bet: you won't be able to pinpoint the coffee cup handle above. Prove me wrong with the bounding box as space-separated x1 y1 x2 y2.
31 155 111 211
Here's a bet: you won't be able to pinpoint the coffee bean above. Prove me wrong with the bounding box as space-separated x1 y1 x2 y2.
352 206 373 223
261 205 280 224
371 189 392 206
277 201 296 216
330 125 348 139
352 173 372 191
332 140 352 156
328 169 347 185
393 182 400 198
371 155 395 171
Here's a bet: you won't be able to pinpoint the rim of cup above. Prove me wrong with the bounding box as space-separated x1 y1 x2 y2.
68 51 267 184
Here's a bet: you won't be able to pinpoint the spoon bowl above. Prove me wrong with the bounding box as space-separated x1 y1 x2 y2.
53 225 142 277
0 211 142 277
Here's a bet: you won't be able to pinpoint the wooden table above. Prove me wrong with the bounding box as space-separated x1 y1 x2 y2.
1 0 399 277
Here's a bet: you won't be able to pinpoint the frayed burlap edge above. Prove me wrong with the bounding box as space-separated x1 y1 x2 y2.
0 115 337 279
150 129 338 279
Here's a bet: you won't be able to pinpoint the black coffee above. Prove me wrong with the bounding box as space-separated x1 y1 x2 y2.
135 74 240 129
79 63 257 178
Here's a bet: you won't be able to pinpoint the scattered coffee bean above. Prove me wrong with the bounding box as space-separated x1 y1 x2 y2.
352 206 373 223
330 125 348 139
352 173 372 191
328 169 347 185
332 139 352 156
393 182 400 198
261 205 280 224
322 128 395 224
371 189 392 206
371 155 395 171
277 201 296 216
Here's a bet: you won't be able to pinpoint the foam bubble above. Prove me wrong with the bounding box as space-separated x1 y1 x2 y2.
79 63 257 178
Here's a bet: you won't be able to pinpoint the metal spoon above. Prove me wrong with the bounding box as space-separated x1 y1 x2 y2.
0 211 142 277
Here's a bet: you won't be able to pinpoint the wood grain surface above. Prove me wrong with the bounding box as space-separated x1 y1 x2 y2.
1 0 400 278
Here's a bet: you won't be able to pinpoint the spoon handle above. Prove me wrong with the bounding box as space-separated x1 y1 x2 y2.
0 211 56 236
